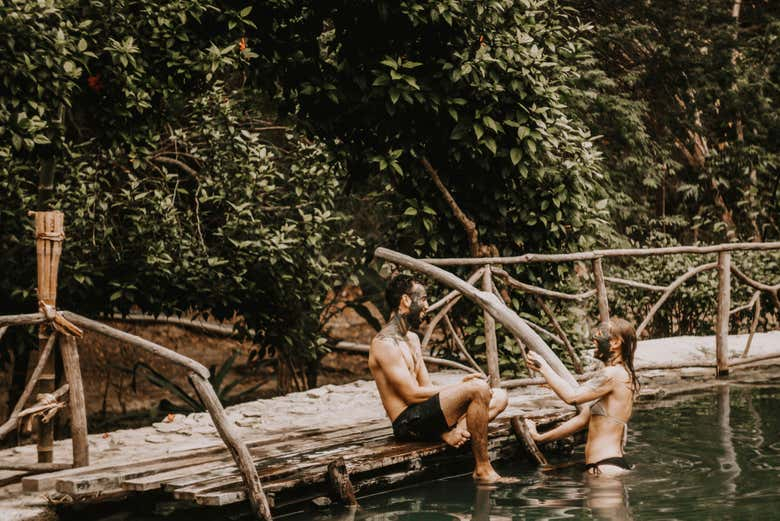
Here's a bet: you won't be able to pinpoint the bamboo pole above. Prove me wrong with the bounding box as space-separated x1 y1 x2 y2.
189 373 272 521
32 210 64 463
0 333 58 439
535 297 582 374
59 335 89 467
635 262 718 337
716 252 731 377
482 268 500 387
374 248 579 389
423 241 780 266
592 258 609 324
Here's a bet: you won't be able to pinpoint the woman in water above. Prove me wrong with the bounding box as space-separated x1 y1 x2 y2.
525 317 639 476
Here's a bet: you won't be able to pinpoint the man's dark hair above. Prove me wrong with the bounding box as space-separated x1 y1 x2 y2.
385 274 420 311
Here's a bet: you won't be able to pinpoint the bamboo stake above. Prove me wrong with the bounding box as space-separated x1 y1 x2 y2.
716 252 731 377
189 373 272 521
32 210 64 464
60 335 89 467
442 315 485 376
423 241 780 266
0 333 58 440
741 296 761 358
592 258 610 324
636 262 718 337
374 248 579 389
482 268 500 386
535 297 583 374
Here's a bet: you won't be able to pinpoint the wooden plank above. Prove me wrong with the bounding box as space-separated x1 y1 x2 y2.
160 423 392 495
194 423 513 507
29 418 386 492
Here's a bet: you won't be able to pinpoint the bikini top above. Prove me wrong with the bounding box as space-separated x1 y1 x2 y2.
590 381 633 450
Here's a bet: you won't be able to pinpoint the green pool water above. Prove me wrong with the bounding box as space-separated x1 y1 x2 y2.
282 384 780 521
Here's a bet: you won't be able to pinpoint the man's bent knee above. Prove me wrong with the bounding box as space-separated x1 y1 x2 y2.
465 379 491 402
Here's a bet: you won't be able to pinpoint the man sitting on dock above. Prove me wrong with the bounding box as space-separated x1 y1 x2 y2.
369 274 509 482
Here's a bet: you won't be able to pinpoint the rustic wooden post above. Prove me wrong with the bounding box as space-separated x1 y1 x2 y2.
482 267 500 387
31 210 64 463
511 416 548 466
189 373 272 521
716 251 731 376
592 257 610 324
327 457 358 507
59 335 89 467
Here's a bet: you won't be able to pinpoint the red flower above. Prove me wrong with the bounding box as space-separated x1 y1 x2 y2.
87 74 103 93
239 37 247 52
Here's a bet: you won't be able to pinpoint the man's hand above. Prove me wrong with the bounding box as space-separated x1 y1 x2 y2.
462 372 486 383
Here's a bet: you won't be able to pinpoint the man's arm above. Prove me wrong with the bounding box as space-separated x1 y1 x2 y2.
528 352 615 405
373 338 440 404
410 334 433 387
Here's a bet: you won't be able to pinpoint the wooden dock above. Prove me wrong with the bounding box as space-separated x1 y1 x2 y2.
20 412 573 515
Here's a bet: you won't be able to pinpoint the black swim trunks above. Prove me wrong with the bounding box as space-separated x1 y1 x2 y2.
584 456 633 474
392 394 450 442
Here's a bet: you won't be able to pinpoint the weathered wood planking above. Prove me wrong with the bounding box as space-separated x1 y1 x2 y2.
35 411 573 514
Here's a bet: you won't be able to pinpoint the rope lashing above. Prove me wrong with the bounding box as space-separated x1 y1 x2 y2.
38 301 84 338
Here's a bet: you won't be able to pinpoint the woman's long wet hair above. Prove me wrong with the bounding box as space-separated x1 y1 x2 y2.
610 317 640 394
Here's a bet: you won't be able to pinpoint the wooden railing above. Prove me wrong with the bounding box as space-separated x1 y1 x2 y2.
379 242 780 384
0 212 271 521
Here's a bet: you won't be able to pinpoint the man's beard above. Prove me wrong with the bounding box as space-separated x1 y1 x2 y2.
404 303 425 329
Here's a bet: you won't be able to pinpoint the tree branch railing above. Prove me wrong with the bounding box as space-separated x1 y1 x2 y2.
0 211 272 521
377 241 780 385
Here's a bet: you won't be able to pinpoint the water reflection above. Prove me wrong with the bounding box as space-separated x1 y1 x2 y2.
584 473 633 521
717 385 741 501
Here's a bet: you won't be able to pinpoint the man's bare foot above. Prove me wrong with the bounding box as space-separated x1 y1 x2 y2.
524 418 541 442
441 424 470 448
473 466 502 483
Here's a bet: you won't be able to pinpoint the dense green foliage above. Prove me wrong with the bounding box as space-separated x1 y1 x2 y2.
247 0 609 260
0 1 360 375
1 0 777 385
